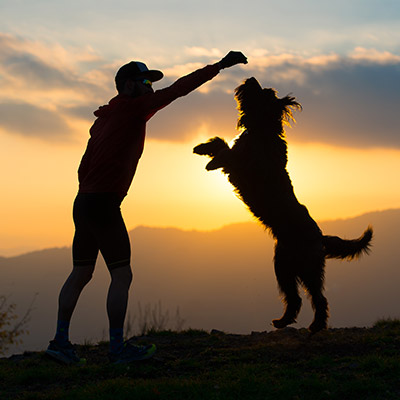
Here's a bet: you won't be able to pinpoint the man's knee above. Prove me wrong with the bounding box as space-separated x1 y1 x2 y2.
71 265 95 286
110 265 133 287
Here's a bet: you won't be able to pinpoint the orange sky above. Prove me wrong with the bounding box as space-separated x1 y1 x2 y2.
1 125 399 256
1 2 400 256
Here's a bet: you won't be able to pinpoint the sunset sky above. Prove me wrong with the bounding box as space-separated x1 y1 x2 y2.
1 0 400 256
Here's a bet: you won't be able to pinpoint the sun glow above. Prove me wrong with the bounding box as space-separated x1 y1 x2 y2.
0 126 399 256
287 142 400 221
125 138 400 231
123 137 252 231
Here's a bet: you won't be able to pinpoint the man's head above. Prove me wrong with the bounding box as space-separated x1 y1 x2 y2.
115 61 163 95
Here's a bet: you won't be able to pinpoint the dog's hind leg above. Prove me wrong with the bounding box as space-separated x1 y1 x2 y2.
299 261 329 334
272 279 302 329
272 246 302 329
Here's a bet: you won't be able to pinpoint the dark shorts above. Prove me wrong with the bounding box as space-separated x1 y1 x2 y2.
72 193 131 270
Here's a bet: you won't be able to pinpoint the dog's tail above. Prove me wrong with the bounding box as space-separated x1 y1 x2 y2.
323 226 373 260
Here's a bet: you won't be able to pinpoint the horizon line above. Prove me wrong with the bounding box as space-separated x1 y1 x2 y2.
1 207 398 259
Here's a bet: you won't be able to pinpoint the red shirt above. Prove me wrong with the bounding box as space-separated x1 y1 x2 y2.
78 64 220 198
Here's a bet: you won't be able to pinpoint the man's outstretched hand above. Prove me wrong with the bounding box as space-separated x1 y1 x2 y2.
219 51 248 69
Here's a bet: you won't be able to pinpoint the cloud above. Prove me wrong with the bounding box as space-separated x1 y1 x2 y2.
0 102 71 139
0 34 114 140
185 47 223 59
245 50 400 148
148 90 239 141
149 49 400 149
0 34 104 92
349 47 400 64
0 33 399 149
4 53 78 90
162 62 206 79
60 104 99 121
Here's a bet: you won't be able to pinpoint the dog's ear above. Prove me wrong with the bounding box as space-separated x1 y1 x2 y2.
279 95 302 125
280 94 301 109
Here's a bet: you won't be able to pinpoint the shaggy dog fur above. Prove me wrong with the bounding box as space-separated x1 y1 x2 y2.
194 77 373 333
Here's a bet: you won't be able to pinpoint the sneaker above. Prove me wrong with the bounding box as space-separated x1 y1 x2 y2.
109 342 156 364
45 339 84 365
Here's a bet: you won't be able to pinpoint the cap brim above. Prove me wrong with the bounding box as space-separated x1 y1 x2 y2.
139 70 164 82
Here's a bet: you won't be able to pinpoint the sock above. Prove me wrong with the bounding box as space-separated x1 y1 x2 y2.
54 320 70 344
109 327 124 354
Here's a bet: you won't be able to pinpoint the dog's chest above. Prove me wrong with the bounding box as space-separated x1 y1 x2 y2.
233 136 286 175
227 134 293 201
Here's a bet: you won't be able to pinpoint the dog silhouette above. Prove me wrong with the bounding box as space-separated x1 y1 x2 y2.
194 77 372 333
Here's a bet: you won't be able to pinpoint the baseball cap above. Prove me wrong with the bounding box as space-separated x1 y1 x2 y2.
115 61 164 87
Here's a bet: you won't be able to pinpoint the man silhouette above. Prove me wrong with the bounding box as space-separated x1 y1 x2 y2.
46 51 247 364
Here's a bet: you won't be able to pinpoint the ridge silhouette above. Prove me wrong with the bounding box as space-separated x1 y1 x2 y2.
1 209 400 356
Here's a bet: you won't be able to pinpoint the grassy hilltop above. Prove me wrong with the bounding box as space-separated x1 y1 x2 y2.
1 319 400 400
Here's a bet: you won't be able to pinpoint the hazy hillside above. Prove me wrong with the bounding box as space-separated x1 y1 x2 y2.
1 209 399 355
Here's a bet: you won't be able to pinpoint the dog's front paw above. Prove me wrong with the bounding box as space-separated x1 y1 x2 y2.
205 148 231 170
193 137 229 157
193 142 210 156
205 159 222 171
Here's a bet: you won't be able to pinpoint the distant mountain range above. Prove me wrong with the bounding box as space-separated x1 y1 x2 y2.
1 209 399 355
